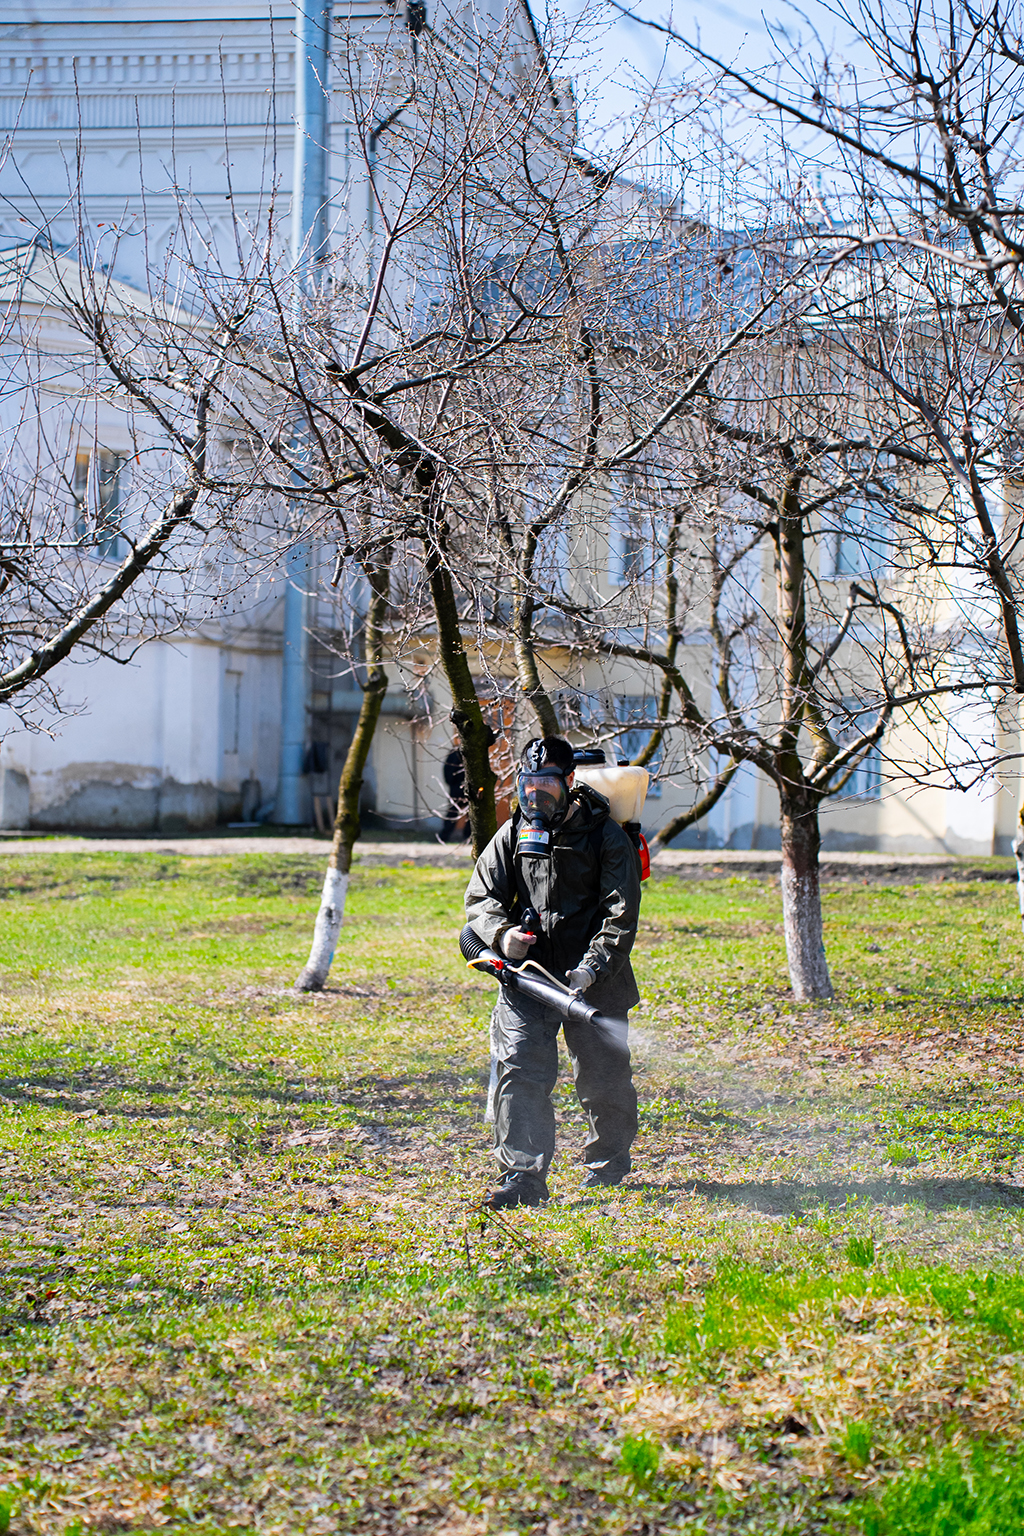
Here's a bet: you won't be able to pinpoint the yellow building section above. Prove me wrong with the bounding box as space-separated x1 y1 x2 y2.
341 642 1024 857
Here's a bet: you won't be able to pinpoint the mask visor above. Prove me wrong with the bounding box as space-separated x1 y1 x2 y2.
517 771 568 825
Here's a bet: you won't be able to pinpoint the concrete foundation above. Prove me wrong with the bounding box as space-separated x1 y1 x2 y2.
29 767 221 833
0 768 29 830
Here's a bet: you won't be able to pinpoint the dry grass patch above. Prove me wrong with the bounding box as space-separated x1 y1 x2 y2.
616 1286 1024 1495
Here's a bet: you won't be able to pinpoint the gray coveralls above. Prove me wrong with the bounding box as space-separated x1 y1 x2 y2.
464 789 641 1188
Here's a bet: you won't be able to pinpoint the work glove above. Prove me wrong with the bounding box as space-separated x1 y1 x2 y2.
501 926 537 961
566 964 596 995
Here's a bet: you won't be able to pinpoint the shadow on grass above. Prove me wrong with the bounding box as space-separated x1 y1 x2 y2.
666 1176 1024 1213
0 1057 484 1124
874 992 1024 1012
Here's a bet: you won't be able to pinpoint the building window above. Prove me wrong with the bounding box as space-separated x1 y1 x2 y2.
609 467 654 588
615 695 662 795
832 699 882 799
554 688 602 732
74 448 126 560
611 510 646 587
820 495 889 578
844 745 882 798
224 670 243 756
72 452 90 528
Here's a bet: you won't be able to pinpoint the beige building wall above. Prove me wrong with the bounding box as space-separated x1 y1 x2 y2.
351 646 1024 854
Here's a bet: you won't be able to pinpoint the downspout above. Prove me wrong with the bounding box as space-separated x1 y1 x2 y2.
276 0 332 826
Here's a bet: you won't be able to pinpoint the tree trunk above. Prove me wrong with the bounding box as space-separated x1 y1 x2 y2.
513 619 559 737
1014 804 1024 935
511 553 560 736
424 541 497 856
778 782 833 1001
295 546 391 992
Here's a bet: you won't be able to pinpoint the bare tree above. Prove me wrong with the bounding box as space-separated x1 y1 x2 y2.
551 213 1024 997
296 525 392 993
263 15 798 988
37 11 933 1006
0 243 266 727
620 0 1024 688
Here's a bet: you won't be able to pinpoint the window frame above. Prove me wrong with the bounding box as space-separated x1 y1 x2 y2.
72 446 128 561
830 697 883 800
614 694 663 795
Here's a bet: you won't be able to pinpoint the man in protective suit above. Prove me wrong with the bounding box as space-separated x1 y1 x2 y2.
464 735 641 1209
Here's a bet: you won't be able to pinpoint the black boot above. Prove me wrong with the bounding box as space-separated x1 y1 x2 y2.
582 1156 631 1189
481 1171 548 1209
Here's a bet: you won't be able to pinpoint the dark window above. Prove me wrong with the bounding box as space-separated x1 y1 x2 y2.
73 448 126 560
822 496 889 578
615 695 662 795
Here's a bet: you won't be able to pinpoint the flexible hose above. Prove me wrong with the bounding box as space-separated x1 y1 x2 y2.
466 953 574 994
511 956 573 991
459 923 581 993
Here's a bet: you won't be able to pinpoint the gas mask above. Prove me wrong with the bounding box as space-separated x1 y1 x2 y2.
516 745 571 857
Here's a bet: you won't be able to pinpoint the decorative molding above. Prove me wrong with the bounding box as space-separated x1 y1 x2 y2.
0 15 394 131
0 51 294 89
0 90 295 131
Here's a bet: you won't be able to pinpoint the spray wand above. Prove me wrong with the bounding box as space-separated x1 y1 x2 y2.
459 924 628 1051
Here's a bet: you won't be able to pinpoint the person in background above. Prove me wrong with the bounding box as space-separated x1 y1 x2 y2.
439 741 470 843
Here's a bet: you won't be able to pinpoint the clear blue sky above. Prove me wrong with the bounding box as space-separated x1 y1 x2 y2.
560 0 856 165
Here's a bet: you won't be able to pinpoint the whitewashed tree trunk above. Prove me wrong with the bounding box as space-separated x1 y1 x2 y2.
294 543 391 993
297 866 351 992
779 787 833 1001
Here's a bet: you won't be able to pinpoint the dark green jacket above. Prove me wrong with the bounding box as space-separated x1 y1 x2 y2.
464 786 641 1012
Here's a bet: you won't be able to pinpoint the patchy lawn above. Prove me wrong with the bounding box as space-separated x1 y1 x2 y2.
1 851 1024 1534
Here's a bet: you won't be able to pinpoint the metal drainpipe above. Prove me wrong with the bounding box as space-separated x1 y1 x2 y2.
292 0 330 277
276 0 331 826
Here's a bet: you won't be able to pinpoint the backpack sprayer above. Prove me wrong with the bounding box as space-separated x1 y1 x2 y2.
458 921 629 1050
515 746 652 874
571 748 652 880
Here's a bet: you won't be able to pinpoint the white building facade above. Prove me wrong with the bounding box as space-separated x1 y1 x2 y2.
0 0 502 834
0 1 1019 852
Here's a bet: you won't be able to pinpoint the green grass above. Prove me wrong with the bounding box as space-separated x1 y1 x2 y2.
619 1432 660 1488
842 1440 1024 1534
1 853 1024 1533
837 1419 874 1472
846 1235 876 1267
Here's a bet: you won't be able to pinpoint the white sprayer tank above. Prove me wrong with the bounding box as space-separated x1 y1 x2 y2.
573 764 649 824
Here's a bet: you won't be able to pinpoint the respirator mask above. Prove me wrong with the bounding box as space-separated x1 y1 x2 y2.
515 746 571 857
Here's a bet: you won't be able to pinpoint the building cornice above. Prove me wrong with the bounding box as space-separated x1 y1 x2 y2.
2 7 296 23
